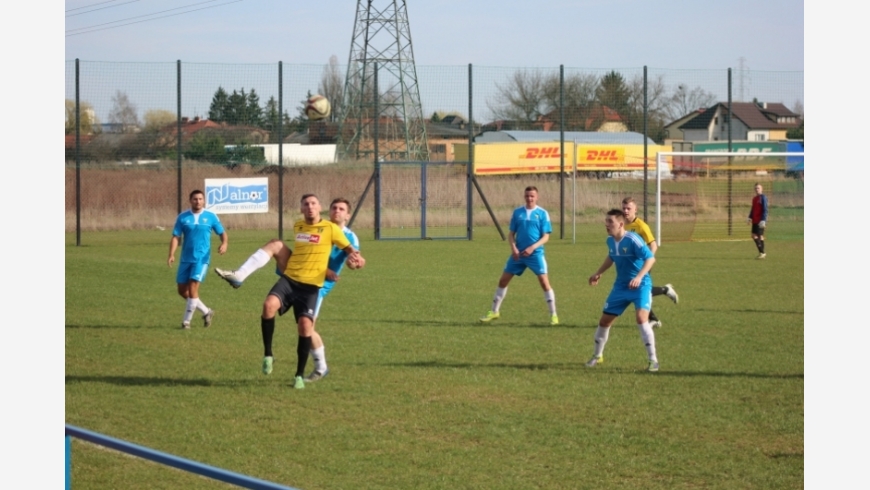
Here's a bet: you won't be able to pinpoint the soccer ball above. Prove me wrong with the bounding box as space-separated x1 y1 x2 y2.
305 95 331 121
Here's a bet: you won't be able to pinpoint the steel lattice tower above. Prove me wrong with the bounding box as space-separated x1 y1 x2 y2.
337 0 429 161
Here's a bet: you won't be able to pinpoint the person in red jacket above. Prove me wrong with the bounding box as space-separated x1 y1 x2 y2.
747 183 769 259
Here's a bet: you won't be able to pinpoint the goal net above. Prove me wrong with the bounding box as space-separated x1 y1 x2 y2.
654 151 804 243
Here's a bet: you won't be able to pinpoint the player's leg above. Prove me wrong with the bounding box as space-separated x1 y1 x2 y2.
261 278 292 375
651 284 679 304
176 264 194 329
480 260 521 322
215 238 287 288
292 284 319 389
530 255 558 325
634 286 659 372
751 225 766 258
189 262 214 327
306 288 330 381
586 313 617 367
648 306 661 329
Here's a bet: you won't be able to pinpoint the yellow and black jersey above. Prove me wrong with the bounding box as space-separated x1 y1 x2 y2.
625 217 655 245
284 219 352 287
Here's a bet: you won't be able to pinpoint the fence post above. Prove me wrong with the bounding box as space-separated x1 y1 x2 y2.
75 58 81 246
177 60 182 214
727 68 733 236
643 65 648 222
467 63 473 240
278 61 284 240
373 62 380 240
559 64 565 239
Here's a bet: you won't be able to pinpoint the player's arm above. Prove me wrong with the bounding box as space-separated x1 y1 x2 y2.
508 230 520 259
522 232 549 257
326 269 339 281
647 240 658 254
589 257 614 286
629 257 655 289
217 231 228 255
760 195 768 227
341 244 365 268
168 235 180 266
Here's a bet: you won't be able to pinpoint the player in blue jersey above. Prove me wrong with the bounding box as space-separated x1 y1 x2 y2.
167 189 228 329
747 183 769 259
479 186 559 325
214 198 363 382
585 209 660 372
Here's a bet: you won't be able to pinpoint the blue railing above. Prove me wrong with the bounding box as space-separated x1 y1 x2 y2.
65 424 299 490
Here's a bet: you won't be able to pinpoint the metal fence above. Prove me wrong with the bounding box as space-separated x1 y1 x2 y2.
65 60 803 241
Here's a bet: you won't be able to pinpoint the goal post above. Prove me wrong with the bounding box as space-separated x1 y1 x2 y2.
654 151 804 244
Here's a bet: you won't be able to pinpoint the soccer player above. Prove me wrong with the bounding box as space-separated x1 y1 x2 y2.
747 183 768 259
586 209 660 372
167 189 228 329
479 186 558 325
621 197 679 328
214 198 362 383
217 194 363 389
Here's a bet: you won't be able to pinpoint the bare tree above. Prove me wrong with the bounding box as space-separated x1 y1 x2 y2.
663 84 716 122
108 90 139 132
791 99 804 117
488 69 547 122
143 109 175 132
625 73 669 135
318 55 344 123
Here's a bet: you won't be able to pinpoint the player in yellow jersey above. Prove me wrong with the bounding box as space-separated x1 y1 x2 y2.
229 194 363 389
621 197 679 328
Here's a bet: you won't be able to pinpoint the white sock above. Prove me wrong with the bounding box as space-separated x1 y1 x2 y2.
183 298 197 324
235 249 271 282
492 287 508 312
544 289 556 315
638 322 657 361
593 326 610 357
194 298 209 314
310 346 327 372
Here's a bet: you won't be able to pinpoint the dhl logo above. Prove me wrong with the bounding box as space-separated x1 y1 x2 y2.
581 149 624 162
521 147 562 159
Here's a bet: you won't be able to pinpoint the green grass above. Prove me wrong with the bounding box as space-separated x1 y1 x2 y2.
66 226 803 489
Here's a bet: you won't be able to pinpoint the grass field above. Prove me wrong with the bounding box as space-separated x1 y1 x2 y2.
65 223 803 489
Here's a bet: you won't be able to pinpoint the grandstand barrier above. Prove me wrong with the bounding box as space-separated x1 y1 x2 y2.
65 424 299 490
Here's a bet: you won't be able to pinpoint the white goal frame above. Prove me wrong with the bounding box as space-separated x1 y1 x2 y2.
654 151 804 245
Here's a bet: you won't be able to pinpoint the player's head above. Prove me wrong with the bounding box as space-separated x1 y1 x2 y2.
300 194 322 224
754 183 763 195
621 197 637 221
524 186 538 208
189 190 205 212
329 198 352 226
605 208 626 237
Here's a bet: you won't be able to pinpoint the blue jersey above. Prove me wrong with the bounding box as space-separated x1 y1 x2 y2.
509 205 552 254
172 209 225 263
607 232 654 289
324 227 360 286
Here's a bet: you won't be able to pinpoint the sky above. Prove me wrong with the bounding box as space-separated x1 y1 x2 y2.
65 0 804 70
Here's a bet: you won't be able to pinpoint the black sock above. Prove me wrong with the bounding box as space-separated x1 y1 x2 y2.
651 286 666 296
296 335 312 377
649 310 659 322
261 317 275 357
759 240 765 253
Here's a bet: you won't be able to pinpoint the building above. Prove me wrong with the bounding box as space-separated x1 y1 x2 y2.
676 102 801 142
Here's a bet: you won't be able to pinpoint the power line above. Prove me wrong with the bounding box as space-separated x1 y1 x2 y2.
66 0 241 36
66 0 123 13
66 0 140 18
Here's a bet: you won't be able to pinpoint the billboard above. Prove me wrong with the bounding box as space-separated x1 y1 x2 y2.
204 178 269 214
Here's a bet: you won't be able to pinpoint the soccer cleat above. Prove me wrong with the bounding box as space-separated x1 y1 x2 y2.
203 309 214 328
304 369 329 382
479 311 500 323
651 320 663 329
585 355 603 367
550 314 559 325
756 253 766 260
664 284 679 304
647 361 660 372
214 268 243 288
181 322 191 330
293 376 305 389
262 356 273 375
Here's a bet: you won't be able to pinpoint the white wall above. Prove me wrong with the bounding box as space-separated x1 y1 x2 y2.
257 144 336 166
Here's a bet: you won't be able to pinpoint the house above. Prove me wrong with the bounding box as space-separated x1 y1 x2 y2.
662 108 706 144
532 104 628 133
677 102 801 142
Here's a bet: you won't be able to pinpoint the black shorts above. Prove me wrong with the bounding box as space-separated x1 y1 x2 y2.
268 275 320 322
751 223 765 236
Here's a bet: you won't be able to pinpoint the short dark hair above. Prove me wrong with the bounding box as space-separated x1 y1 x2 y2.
189 189 204 199
524 186 538 193
621 197 636 206
300 193 318 203
331 197 352 212
607 208 626 221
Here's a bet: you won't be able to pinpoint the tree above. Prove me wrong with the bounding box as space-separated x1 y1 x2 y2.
663 84 716 122
184 132 225 163
208 86 230 122
318 55 344 123
65 99 99 135
108 90 139 132
624 73 669 137
595 71 631 127
143 109 176 132
246 88 263 127
488 69 547 122
541 72 600 130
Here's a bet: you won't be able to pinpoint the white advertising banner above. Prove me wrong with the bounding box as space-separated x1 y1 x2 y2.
204 178 269 214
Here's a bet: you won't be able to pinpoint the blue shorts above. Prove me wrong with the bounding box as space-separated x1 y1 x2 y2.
313 281 336 318
503 253 548 276
602 283 652 316
176 261 209 284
